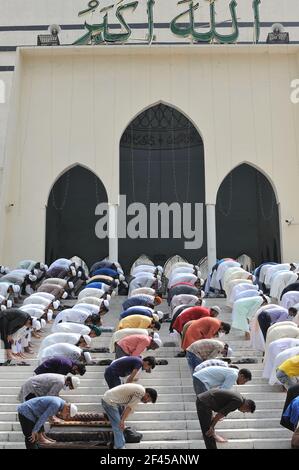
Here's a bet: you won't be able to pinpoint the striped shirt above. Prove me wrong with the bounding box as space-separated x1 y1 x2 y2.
102 384 145 412
194 359 229 373
187 339 225 361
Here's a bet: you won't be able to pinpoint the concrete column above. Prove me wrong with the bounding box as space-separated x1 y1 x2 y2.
206 203 217 273
108 203 118 262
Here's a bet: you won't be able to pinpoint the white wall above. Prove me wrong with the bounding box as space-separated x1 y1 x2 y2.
1 45 299 266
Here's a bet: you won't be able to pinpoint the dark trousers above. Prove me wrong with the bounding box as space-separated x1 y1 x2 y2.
104 370 124 415
196 399 217 449
193 377 208 396
280 384 299 431
18 413 40 449
258 312 271 340
115 344 129 359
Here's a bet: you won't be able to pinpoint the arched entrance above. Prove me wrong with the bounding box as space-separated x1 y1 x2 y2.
216 163 281 266
119 103 206 272
46 165 108 267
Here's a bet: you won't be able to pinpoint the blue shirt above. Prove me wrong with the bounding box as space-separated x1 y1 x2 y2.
193 366 239 390
34 357 74 375
17 396 65 433
92 268 119 278
265 308 290 325
122 296 154 311
120 307 153 319
107 357 143 377
283 396 299 428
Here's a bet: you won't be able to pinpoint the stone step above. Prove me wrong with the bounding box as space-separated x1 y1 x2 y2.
0 384 281 395
0 427 292 443
126 438 292 450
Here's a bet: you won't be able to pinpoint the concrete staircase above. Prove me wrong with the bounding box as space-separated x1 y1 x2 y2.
0 297 293 449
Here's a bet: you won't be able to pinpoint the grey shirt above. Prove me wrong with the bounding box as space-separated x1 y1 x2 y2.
196 389 245 416
18 373 66 402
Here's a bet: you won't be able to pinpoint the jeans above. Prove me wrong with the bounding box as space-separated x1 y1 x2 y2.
18 413 40 450
276 369 298 389
193 377 208 396
101 399 125 449
196 399 217 449
186 351 203 373
280 384 299 431
24 394 45 432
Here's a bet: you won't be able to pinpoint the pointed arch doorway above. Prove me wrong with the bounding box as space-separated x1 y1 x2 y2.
119 103 206 272
216 163 281 266
46 165 108 267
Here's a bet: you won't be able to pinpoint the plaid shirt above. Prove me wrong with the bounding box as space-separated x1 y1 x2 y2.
187 339 224 361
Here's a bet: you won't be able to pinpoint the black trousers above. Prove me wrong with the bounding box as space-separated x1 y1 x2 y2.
257 312 271 341
196 399 217 449
18 413 40 450
280 384 299 431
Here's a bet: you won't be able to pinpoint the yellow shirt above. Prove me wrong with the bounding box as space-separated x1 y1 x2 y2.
117 315 152 330
278 355 299 376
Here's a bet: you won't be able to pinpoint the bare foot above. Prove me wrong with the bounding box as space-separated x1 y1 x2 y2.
214 433 228 443
42 434 56 443
38 435 56 444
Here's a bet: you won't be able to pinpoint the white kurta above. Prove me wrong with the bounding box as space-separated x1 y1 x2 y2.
263 338 299 379
228 282 257 308
23 296 51 307
168 273 198 289
53 308 91 326
264 324 299 364
29 292 55 302
132 265 157 276
269 346 299 385
38 343 82 364
215 261 241 287
39 332 82 351
280 291 299 309
129 274 157 295
264 264 292 289
74 303 100 315
20 305 46 319
171 294 200 311
77 297 103 307
234 289 261 302
270 271 298 300
78 288 105 300
225 272 254 297
250 304 284 352
222 267 245 292
52 322 91 335
259 264 276 285
129 287 156 298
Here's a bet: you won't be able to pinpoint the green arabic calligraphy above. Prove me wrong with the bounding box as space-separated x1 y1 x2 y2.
146 0 155 44
73 1 138 45
171 0 239 44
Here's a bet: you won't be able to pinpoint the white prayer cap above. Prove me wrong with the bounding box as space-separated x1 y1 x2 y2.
115 279 120 286
156 274 161 281
156 310 164 320
53 300 60 310
0 305 6 311
157 266 163 272
200 278 204 285
40 319 47 329
227 347 233 357
70 266 76 277
194 265 200 270
62 292 68 299
12 285 20 294
70 376 80 389
0 266 4 274
68 281 74 289
6 300 12 309
47 310 53 321
119 274 125 282
70 404 78 417
103 299 109 310
111 291 116 297
33 269 39 277
106 294 111 302
32 318 41 330
200 290 205 298
83 335 92 346
211 306 221 316
152 313 159 322
29 274 37 282
84 352 92 363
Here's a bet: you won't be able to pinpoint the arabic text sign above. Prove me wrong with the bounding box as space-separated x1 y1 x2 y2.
74 0 261 45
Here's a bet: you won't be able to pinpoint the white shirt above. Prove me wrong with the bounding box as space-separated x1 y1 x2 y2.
53 308 91 326
52 322 91 335
39 333 82 351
